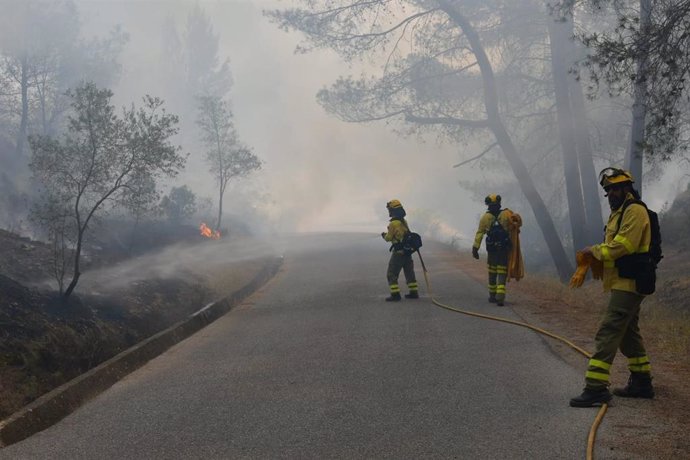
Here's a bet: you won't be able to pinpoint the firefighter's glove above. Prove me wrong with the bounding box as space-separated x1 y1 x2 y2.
570 250 594 288
381 232 386 240
472 247 480 260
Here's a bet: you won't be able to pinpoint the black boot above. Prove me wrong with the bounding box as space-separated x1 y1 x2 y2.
385 293 402 302
488 294 497 303
613 373 655 399
569 388 612 407
405 291 419 299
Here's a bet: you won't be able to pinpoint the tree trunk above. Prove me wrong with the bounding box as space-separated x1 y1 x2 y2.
63 230 83 299
556 9 604 244
626 0 651 196
16 56 29 157
569 80 603 242
216 183 224 231
439 1 573 280
548 16 588 253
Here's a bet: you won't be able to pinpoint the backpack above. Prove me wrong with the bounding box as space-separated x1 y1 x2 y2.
402 232 423 256
485 211 511 253
389 218 423 255
613 199 663 294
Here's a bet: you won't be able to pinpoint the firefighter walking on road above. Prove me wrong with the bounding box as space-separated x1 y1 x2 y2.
381 199 418 301
570 168 656 408
472 194 515 306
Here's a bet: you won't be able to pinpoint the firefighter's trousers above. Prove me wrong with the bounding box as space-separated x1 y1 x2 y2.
584 289 652 390
487 249 509 301
387 250 418 296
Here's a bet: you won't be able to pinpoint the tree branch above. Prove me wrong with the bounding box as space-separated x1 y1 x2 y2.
452 142 498 168
405 113 490 129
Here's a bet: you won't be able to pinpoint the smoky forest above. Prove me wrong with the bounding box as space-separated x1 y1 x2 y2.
1 0 690 454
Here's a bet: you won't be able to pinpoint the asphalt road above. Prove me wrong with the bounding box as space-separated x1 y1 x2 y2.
1 233 597 459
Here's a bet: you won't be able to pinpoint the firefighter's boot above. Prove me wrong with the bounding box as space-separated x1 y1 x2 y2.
405 291 419 299
488 294 497 303
613 373 655 399
385 293 402 302
569 388 612 407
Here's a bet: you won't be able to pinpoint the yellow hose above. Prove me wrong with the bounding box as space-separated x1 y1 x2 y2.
419 259 607 460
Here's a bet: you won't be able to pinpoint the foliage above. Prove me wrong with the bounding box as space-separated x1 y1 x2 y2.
158 3 232 122
29 82 186 298
0 0 127 141
565 0 690 157
159 185 198 223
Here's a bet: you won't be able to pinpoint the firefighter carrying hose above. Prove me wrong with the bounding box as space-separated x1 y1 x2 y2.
569 168 656 408
472 194 515 306
381 199 418 301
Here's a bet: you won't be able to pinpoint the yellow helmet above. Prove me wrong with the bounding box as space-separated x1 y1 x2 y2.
484 194 501 205
386 199 403 209
598 167 634 189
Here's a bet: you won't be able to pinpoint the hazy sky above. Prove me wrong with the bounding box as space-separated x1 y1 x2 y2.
73 0 479 242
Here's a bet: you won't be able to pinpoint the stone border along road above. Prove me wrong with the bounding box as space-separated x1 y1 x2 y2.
0 256 284 448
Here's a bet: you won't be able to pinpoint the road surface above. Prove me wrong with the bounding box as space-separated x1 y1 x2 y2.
1 233 597 459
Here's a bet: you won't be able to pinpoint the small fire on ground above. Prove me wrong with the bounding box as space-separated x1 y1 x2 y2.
199 222 221 240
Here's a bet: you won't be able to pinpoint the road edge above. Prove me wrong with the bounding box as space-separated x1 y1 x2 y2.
0 256 283 448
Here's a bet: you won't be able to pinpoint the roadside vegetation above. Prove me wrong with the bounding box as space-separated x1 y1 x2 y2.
0 226 270 421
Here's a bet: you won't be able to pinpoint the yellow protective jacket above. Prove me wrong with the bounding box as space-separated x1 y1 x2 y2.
473 210 511 249
383 218 409 248
591 193 652 293
474 209 524 281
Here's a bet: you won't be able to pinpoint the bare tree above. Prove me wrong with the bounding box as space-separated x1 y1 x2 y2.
196 95 261 232
29 82 186 299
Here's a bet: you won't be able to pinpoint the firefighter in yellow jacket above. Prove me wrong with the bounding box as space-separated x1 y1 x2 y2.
381 199 418 301
472 194 512 306
570 168 655 407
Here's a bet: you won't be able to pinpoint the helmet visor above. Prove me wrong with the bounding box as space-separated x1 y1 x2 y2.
598 167 633 189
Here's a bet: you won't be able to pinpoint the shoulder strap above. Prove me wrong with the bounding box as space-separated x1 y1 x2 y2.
487 209 502 222
614 199 647 235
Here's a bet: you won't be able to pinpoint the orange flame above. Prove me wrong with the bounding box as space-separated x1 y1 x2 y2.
199 222 221 240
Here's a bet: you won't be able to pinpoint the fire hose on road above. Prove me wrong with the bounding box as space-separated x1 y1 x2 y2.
415 249 607 460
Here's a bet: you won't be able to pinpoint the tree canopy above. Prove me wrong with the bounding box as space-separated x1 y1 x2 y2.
29 82 186 298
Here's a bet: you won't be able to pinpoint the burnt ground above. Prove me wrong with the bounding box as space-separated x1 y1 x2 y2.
0 227 269 421
443 245 690 459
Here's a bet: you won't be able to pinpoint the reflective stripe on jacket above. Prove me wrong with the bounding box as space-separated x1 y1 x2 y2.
591 193 652 293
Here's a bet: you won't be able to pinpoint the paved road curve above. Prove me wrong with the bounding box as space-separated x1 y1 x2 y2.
2 233 596 459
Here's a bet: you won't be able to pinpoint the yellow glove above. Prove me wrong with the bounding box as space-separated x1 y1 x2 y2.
569 251 592 288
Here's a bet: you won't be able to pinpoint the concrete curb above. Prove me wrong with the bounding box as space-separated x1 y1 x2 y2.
0 256 283 448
